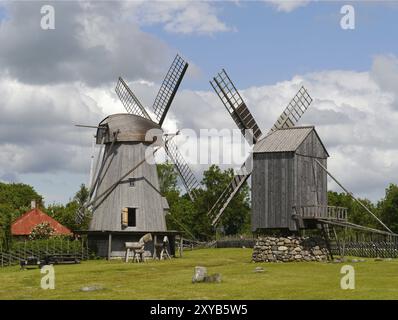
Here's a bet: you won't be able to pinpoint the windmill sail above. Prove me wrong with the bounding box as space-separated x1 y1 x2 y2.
115 77 152 120
211 69 262 145
207 161 251 226
152 54 188 126
269 86 312 133
207 83 313 227
164 138 200 201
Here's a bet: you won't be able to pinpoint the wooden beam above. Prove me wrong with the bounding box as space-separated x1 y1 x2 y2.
314 159 394 234
107 233 112 261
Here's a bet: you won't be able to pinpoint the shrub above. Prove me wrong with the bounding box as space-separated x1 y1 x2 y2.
29 222 55 240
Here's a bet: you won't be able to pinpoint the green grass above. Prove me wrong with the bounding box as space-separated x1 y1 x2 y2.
0 248 397 299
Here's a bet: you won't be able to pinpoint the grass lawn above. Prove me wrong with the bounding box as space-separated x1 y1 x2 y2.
0 248 397 300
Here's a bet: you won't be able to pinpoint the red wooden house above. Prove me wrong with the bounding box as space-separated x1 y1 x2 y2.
11 207 72 237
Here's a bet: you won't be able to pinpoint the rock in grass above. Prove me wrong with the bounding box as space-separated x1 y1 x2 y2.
192 266 207 283
374 257 383 261
204 273 222 283
80 285 103 292
254 267 265 273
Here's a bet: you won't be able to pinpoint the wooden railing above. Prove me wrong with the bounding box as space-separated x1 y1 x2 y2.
297 205 348 221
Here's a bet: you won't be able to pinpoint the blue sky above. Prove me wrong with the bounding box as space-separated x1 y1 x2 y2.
143 1 398 90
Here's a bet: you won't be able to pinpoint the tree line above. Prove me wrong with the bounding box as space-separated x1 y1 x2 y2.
0 164 397 245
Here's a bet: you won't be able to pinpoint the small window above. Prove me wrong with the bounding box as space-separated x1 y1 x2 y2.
128 208 136 227
129 178 136 187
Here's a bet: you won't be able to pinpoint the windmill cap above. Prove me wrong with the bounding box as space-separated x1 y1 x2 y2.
96 113 162 144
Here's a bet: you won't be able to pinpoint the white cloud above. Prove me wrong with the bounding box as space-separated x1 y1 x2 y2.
265 0 311 12
0 1 229 86
2 55 398 204
153 55 398 202
132 0 231 35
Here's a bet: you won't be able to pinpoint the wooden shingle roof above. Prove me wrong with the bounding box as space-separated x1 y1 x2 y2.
253 126 328 155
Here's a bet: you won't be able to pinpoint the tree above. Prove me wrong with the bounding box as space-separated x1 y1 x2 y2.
0 204 14 250
328 191 378 228
74 184 90 208
156 163 196 236
0 182 44 249
200 165 251 237
157 162 178 194
0 182 43 216
377 184 398 233
46 184 92 231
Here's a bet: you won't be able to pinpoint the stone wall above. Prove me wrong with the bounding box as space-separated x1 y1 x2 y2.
252 236 329 262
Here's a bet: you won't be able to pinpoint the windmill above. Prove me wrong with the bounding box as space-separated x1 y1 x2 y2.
207 69 313 229
208 69 396 251
82 54 200 258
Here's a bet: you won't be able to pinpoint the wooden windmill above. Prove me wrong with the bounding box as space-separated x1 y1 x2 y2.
83 54 200 257
208 69 396 245
208 69 322 231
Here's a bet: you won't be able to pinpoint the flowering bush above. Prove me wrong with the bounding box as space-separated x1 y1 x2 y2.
29 222 55 240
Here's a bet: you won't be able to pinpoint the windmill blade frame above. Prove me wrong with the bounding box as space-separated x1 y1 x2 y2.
115 77 152 120
269 86 312 133
152 54 188 126
210 69 262 145
163 138 200 202
207 159 252 226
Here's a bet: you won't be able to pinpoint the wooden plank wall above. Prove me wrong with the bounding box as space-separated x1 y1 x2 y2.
296 131 328 213
252 130 328 232
90 142 167 232
252 152 295 231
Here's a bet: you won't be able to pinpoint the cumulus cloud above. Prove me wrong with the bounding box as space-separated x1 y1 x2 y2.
265 0 311 12
132 0 231 35
154 57 398 201
0 78 105 176
2 54 398 203
0 1 228 86
0 1 172 86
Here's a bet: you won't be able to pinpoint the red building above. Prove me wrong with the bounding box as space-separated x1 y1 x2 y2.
11 207 72 237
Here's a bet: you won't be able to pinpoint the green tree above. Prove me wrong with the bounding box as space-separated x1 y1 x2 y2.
157 163 250 240
377 184 398 233
156 163 196 237
157 162 178 194
46 184 92 231
0 182 44 248
201 165 250 236
0 182 43 216
0 204 14 250
328 191 378 228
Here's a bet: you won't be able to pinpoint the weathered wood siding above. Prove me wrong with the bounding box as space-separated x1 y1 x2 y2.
252 152 295 231
90 142 167 232
252 130 328 232
295 130 328 212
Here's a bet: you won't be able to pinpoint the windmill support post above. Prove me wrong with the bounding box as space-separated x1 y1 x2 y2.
107 233 112 261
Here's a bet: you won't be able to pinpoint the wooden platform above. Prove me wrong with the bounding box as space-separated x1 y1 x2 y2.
76 230 182 259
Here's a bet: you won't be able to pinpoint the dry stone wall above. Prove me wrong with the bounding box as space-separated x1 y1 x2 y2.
252 236 329 262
